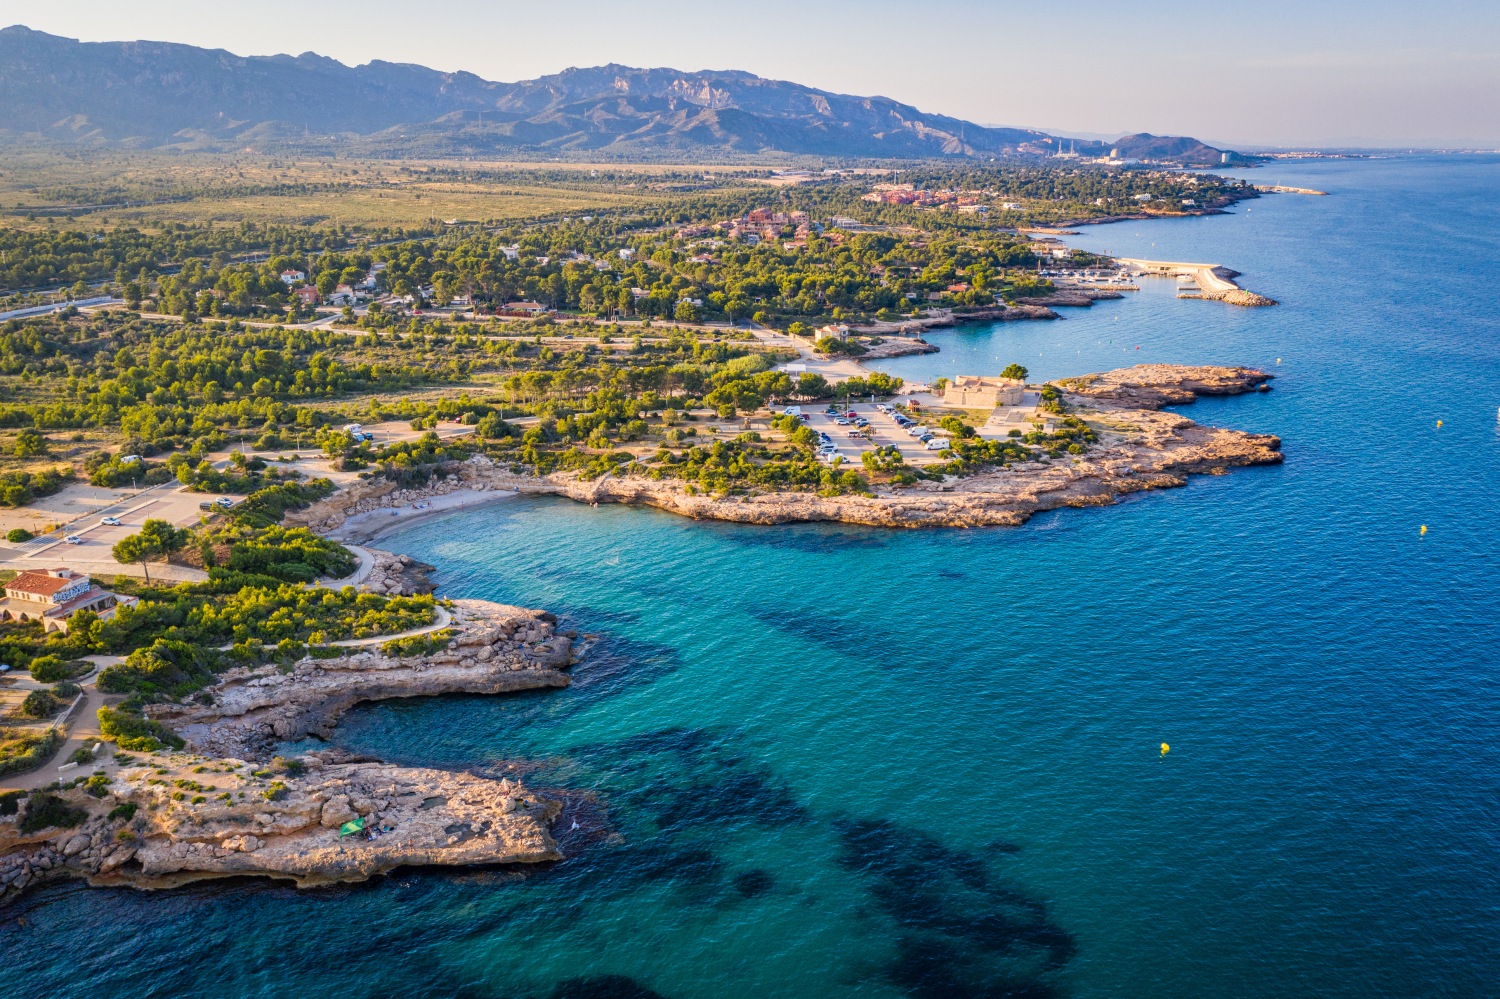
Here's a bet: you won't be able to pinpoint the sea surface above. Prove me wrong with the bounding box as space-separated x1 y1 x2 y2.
7 155 1500 999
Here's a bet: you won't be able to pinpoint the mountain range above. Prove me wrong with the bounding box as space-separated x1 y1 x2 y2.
0 26 1234 164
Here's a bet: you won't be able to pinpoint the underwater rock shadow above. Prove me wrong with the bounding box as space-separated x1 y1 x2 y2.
834 817 1075 999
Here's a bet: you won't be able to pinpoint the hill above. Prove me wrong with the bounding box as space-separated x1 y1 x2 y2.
0 26 1234 163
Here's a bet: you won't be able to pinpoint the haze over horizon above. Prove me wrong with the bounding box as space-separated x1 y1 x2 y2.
0 0 1496 149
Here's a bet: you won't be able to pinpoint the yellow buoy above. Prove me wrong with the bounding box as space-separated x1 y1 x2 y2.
1420 525 1428 536
1436 420 1443 428
1160 743 1170 756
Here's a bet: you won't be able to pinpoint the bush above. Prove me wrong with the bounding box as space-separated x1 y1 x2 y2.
19 690 60 718
98 639 221 699
17 792 87 834
107 802 138 822
0 467 72 508
381 629 453 658
0 727 61 777
83 774 111 798
67 745 94 765
97 706 185 751
29 655 87 683
0 789 24 816
6 528 33 543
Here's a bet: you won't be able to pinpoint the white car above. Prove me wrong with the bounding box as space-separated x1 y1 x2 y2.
100 516 121 526
215 497 234 508
63 535 83 544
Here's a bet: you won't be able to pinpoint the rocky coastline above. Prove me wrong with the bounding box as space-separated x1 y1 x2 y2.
1 599 581 904
291 364 1283 534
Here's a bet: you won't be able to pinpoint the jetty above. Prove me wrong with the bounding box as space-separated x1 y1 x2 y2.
1255 185 1329 196
1115 258 1277 307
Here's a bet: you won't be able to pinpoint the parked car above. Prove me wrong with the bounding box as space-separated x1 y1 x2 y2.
99 516 121 526
925 438 951 450
854 419 869 427
63 535 82 544
834 418 849 426
215 497 234 508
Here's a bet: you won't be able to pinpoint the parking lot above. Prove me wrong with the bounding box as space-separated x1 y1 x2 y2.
17 484 231 562
798 405 954 467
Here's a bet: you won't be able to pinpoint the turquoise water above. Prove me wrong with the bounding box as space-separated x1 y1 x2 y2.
7 156 1500 999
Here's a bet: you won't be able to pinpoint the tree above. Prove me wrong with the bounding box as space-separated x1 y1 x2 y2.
1001 363 1029 381
13 429 45 458
112 518 188 585
112 534 154 585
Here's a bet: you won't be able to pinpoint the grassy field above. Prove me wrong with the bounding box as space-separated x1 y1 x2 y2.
0 152 772 229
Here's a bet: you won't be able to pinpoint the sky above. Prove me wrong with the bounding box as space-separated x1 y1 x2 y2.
1 0 1497 148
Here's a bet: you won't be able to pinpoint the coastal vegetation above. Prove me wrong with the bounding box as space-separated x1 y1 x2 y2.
0 727 60 777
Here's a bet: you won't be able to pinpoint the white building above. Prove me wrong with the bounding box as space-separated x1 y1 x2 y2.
0 568 137 634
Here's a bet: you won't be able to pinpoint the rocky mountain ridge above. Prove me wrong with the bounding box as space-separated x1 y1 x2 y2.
0 26 1234 162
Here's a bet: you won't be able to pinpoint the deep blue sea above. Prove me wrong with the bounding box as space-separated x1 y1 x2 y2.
6 155 1500 999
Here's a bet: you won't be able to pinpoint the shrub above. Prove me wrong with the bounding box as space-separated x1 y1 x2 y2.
97 706 185 751
0 789 24 815
29 655 70 682
19 690 60 718
0 727 61 777
107 802 138 822
83 774 111 798
6 528 32 543
381 629 453 658
18 791 87 834
98 639 221 699
270 755 305 776
67 745 94 765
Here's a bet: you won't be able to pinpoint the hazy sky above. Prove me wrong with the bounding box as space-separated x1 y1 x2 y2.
2 0 1497 147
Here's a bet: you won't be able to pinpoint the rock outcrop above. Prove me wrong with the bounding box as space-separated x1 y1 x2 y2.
1057 364 1274 407
1 598 580 904
288 364 1283 533
1 756 560 901
360 548 436 596
152 600 575 760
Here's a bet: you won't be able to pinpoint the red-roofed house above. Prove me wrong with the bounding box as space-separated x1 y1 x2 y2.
293 285 321 306
0 568 137 633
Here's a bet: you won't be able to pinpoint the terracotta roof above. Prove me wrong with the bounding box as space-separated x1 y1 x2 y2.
5 569 86 597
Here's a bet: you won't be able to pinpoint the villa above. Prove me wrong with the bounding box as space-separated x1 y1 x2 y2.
0 567 137 634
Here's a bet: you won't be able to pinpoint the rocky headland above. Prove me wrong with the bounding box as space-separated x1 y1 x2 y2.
1 599 580 904
291 364 1283 533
